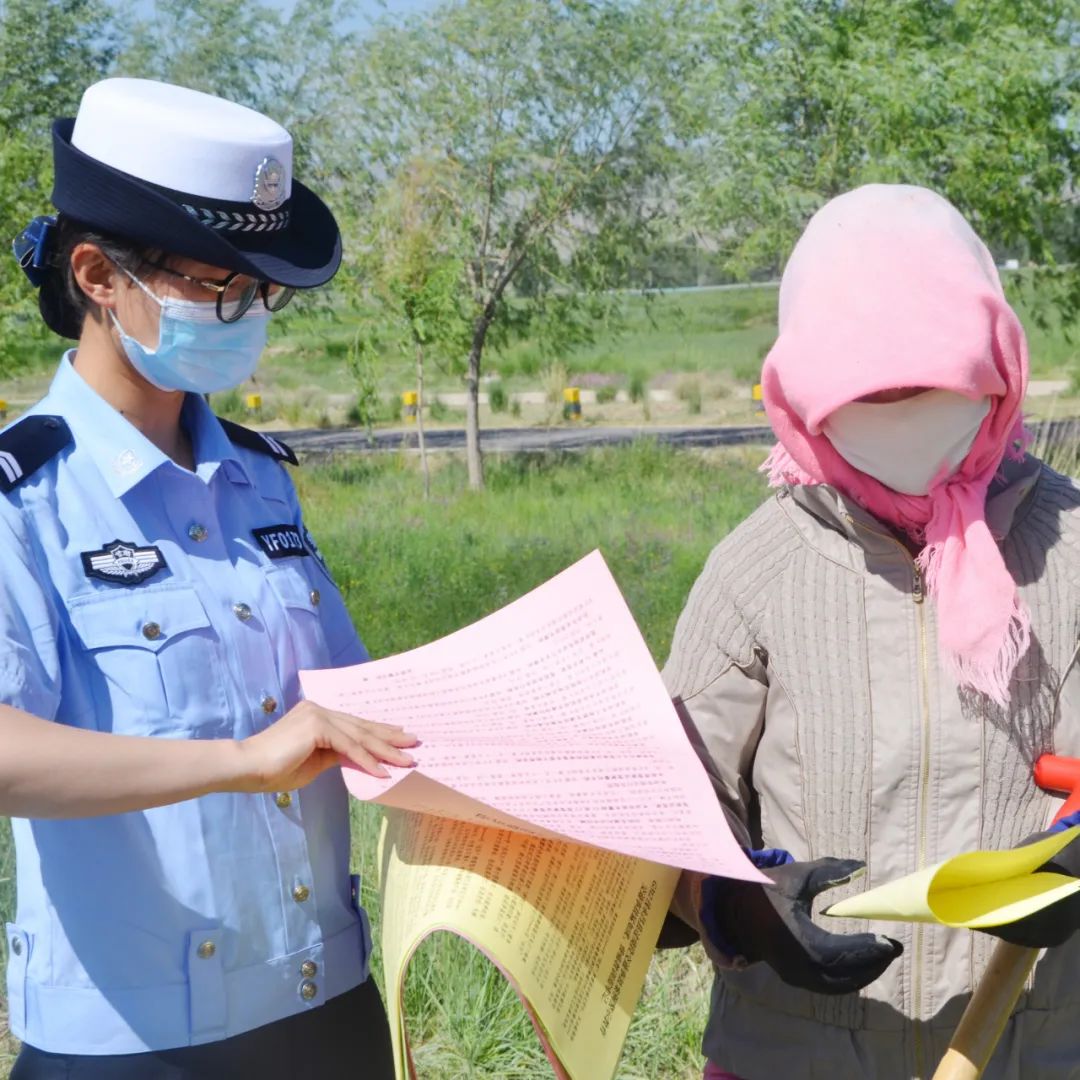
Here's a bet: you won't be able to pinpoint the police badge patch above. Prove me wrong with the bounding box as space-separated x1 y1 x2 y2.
81 540 166 585
251 156 287 211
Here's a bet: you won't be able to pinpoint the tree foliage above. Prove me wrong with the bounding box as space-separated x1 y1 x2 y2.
0 0 1077 410
675 0 1080 294
0 0 118 373
344 0 683 487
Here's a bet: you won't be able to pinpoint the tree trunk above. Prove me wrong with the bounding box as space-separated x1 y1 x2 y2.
414 340 430 500
464 316 491 491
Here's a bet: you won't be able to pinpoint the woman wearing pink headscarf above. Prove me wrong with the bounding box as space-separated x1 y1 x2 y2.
664 185 1080 1079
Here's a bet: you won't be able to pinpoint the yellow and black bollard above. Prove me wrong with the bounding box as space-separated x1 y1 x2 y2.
563 386 582 421
244 392 262 415
402 390 418 423
751 383 765 414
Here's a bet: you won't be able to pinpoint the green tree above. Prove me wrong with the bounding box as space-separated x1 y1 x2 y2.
676 0 1080 304
119 0 369 318
0 0 119 376
345 0 682 488
352 156 473 497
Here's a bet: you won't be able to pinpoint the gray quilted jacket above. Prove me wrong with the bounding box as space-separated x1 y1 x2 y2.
663 456 1080 1080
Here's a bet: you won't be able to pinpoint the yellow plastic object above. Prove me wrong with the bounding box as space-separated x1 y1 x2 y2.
563 386 582 420
244 392 262 412
0 399 7 420
826 826 1080 928
401 390 418 422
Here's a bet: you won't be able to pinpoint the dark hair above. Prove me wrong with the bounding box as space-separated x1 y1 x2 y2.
38 213 160 339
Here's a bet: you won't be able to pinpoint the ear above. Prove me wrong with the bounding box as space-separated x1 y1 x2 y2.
70 242 124 309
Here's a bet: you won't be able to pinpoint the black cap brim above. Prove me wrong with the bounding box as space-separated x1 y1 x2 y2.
50 118 341 289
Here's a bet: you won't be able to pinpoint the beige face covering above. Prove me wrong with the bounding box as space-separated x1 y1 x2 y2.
822 389 992 496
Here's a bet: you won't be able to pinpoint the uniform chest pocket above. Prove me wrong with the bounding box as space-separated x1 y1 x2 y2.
65 584 230 737
265 566 331 671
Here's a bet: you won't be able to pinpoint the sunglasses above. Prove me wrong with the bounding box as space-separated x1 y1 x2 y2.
147 261 296 323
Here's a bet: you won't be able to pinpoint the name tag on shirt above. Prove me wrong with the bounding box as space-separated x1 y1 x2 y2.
252 524 309 560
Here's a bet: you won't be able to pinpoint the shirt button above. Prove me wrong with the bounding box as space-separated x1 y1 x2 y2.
309 589 321 607
299 979 318 1001
187 523 208 543
260 694 278 715
292 883 310 903
232 602 252 622
274 791 292 810
10 937 22 956
141 621 162 641
300 960 318 978
196 940 216 960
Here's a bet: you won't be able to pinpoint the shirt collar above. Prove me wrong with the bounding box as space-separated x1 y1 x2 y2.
46 353 251 497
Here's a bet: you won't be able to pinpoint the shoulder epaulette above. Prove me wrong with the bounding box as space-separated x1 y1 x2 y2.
217 417 299 466
0 414 72 494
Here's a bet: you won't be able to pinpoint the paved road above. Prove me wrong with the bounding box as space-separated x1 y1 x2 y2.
276 417 1080 459
276 423 777 457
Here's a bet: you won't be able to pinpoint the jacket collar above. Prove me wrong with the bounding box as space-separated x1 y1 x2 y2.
780 454 1044 564
44 352 251 497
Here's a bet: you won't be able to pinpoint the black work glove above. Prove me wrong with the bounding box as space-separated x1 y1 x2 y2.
701 857 903 995
984 812 1080 949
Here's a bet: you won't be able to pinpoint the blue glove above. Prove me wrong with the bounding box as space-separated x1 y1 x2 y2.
700 848 903 996
985 809 1080 948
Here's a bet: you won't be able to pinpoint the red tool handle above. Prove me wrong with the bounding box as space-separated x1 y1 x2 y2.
1034 754 1080 823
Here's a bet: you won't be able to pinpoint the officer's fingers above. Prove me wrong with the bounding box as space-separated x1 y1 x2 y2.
323 707 418 747
334 738 391 779
325 714 416 771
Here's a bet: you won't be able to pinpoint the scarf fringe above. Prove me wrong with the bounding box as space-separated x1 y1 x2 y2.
761 444 816 488
945 607 1030 710
917 538 1030 708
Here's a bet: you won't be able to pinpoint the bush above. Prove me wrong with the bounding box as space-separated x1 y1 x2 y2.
676 376 703 415
628 371 648 404
596 384 618 405
488 381 509 413
211 387 248 421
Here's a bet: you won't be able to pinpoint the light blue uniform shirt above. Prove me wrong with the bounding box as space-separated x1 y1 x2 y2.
0 356 371 1054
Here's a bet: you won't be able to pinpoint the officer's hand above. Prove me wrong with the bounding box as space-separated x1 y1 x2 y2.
701 858 903 995
236 700 418 793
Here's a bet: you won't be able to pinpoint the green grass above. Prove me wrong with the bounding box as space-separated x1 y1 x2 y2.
0 443 770 1077
295 442 769 663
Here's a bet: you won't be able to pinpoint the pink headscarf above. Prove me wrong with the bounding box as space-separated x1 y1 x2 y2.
761 185 1030 706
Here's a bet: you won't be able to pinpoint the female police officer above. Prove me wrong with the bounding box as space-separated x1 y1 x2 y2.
2 78 417 1078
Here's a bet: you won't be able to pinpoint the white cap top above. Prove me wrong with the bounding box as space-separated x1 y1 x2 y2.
71 78 292 209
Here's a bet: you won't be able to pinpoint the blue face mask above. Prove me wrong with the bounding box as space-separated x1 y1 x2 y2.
110 271 269 394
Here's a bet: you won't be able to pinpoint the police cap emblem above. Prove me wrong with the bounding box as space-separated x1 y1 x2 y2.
81 539 166 585
252 156 287 211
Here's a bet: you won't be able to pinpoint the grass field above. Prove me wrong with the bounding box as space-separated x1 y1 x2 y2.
4 281 1075 430
0 442 771 1078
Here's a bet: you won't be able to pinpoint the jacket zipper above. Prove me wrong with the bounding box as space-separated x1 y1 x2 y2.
845 514 930 1078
